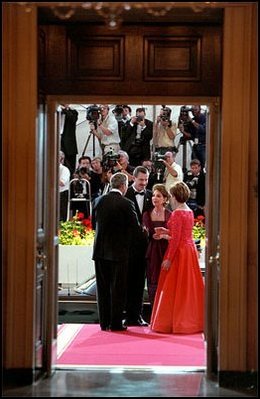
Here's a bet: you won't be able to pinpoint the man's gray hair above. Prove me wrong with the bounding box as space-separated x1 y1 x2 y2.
118 150 129 161
110 172 128 189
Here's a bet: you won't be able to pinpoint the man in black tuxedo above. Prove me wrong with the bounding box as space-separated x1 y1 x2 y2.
92 172 144 331
124 166 153 326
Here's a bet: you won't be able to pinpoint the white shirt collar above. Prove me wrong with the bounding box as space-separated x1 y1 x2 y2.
110 188 123 195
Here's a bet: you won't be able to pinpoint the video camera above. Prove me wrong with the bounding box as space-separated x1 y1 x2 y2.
152 152 167 180
158 105 172 126
86 104 101 129
112 105 124 121
102 150 120 173
153 152 167 162
160 105 172 120
76 166 88 176
135 115 144 123
180 106 192 113
178 105 193 130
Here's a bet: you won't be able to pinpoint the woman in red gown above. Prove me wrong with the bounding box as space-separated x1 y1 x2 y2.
150 181 204 334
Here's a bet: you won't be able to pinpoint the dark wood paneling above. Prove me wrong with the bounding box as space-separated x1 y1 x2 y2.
144 36 201 81
68 35 124 80
39 24 222 96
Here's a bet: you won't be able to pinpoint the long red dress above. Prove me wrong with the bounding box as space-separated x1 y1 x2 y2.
150 209 204 334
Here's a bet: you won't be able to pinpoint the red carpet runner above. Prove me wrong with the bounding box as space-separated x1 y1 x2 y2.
57 324 206 367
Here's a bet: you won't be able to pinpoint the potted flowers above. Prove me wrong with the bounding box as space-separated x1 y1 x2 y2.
58 212 95 286
192 215 206 255
192 215 206 240
59 211 95 245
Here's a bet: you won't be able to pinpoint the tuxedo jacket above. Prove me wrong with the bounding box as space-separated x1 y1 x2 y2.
92 191 143 262
124 186 153 254
125 186 153 224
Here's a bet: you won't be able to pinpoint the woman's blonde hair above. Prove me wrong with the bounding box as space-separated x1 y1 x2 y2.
169 181 190 203
152 184 170 202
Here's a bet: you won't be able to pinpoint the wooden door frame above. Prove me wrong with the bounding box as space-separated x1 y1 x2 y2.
3 2 257 383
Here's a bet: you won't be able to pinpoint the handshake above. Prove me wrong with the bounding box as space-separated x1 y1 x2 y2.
153 227 171 240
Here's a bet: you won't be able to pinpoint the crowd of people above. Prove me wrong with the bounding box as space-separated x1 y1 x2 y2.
59 103 206 334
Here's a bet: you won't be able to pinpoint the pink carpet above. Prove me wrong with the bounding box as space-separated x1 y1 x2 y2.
57 324 206 366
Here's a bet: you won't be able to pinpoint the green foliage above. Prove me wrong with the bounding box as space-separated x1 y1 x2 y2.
58 212 95 246
192 215 206 240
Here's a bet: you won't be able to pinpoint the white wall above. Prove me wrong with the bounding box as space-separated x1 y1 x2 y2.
65 104 208 169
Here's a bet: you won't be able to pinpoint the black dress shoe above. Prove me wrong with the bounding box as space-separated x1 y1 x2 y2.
110 324 127 331
100 325 110 331
126 316 149 327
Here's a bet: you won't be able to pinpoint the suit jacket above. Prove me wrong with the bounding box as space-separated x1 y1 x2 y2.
121 119 153 162
61 108 78 155
92 191 143 262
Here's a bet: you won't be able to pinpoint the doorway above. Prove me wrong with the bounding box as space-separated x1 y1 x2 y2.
50 97 220 370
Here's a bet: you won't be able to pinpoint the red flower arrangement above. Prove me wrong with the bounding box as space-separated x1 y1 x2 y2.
58 211 95 245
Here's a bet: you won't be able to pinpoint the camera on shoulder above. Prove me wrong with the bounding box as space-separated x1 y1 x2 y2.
86 104 101 128
102 150 120 173
178 105 193 130
152 152 167 181
75 166 89 179
153 152 166 161
112 105 124 121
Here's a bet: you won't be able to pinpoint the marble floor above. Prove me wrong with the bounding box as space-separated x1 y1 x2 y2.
2 367 257 397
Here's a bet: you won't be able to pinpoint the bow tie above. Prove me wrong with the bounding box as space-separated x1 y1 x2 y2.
134 191 145 196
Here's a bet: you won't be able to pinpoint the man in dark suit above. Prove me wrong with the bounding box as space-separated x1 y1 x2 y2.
60 104 79 176
121 107 153 166
92 172 144 331
124 166 153 326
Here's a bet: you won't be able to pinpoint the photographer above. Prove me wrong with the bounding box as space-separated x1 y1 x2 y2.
151 153 168 185
89 156 106 200
190 105 206 169
178 105 206 169
101 150 122 194
153 106 177 155
73 156 92 180
113 104 132 142
142 159 161 190
70 156 92 218
121 107 153 166
89 104 121 155
177 106 195 142
115 150 135 185
162 151 183 194
184 159 205 218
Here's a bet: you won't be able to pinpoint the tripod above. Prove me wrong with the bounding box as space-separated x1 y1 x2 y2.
82 129 96 157
82 127 103 157
176 137 193 173
79 104 99 157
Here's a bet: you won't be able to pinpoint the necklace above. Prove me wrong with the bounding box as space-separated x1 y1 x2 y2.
153 208 164 216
